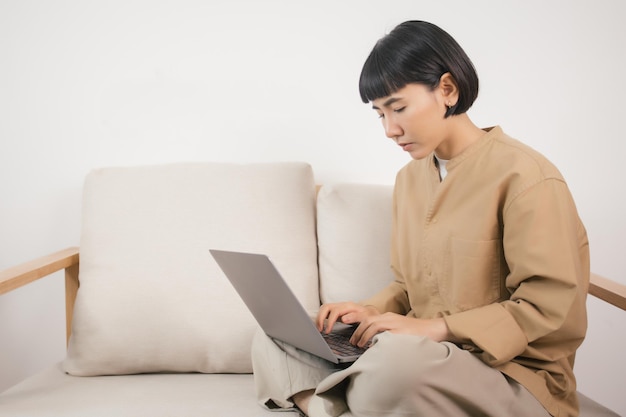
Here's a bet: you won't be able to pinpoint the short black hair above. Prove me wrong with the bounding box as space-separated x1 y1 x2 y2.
359 21 479 118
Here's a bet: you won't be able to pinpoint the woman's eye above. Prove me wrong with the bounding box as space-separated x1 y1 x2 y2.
377 113 385 119
393 107 406 113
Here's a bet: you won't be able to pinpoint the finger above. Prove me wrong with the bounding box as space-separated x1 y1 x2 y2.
352 318 385 348
350 319 370 346
326 303 362 333
343 307 372 325
325 306 346 333
341 312 356 324
316 304 332 331
358 324 381 348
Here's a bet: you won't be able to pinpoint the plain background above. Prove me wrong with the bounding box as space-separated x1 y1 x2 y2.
1 0 624 414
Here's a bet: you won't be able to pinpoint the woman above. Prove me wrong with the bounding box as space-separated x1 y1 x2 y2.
252 20 589 417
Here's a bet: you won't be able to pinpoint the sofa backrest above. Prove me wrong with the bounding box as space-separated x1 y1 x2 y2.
316 183 395 304
63 162 319 376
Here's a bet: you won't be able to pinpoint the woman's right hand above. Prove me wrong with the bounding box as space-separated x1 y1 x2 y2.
316 302 380 334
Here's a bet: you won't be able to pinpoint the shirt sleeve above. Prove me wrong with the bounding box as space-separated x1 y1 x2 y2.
444 178 588 366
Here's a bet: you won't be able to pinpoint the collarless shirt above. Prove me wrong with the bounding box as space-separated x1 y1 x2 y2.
363 126 590 416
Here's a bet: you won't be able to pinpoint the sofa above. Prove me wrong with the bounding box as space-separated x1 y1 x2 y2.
0 162 623 416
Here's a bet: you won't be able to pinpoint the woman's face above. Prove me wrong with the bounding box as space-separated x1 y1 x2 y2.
371 83 450 160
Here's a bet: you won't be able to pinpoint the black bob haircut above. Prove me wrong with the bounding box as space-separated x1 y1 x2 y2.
359 21 479 118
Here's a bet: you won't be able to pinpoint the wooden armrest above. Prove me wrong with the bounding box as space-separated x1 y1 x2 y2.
589 273 626 311
0 247 80 344
0 247 79 295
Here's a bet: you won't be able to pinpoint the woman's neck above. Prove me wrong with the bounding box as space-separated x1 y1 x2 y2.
434 114 484 160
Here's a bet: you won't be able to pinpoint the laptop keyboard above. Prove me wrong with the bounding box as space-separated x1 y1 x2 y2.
322 328 370 356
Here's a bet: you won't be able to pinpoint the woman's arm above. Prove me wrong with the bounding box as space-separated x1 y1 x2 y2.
444 178 589 366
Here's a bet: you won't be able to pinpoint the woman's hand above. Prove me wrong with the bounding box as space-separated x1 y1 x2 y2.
317 302 458 348
316 302 380 334
350 313 456 347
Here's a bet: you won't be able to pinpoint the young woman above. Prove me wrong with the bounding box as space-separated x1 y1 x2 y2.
252 20 589 417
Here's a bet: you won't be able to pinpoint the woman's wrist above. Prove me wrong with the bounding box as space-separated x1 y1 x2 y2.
431 317 458 343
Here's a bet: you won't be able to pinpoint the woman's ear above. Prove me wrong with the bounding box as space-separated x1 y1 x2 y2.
438 72 459 107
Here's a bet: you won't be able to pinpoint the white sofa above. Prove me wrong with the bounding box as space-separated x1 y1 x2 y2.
0 162 622 416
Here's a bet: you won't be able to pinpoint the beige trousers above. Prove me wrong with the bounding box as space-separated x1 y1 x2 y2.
251 330 551 417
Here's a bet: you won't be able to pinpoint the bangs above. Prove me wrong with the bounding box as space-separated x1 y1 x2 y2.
358 48 411 103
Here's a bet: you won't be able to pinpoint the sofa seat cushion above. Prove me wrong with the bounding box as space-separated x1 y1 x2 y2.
0 364 299 417
0 365 615 417
65 162 319 376
578 392 620 417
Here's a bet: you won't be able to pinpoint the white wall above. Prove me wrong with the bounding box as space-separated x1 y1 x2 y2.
1 0 624 413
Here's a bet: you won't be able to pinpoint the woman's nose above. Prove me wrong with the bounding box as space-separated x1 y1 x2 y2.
384 119 402 141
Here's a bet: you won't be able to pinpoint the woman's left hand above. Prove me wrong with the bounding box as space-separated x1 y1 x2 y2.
349 313 457 347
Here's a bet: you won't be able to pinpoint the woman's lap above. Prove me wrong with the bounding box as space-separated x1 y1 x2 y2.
252 330 549 417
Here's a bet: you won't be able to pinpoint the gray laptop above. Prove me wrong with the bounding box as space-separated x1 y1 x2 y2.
209 249 368 363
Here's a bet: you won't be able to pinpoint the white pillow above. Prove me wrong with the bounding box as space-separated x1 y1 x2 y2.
316 183 395 304
63 162 319 376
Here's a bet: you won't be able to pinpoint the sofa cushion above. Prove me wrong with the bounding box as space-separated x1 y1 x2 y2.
0 364 300 417
317 183 395 304
0 365 616 417
64 162 319 376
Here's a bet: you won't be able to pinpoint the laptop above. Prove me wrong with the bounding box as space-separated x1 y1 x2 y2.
209 249 368 364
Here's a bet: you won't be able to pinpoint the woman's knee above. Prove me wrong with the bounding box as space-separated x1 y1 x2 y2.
346 333 453 407
360 333 450 383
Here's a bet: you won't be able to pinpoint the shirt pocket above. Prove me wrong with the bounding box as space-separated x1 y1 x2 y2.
442 237 502 311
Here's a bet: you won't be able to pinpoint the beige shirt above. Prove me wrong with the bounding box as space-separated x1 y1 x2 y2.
363 126 590 417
